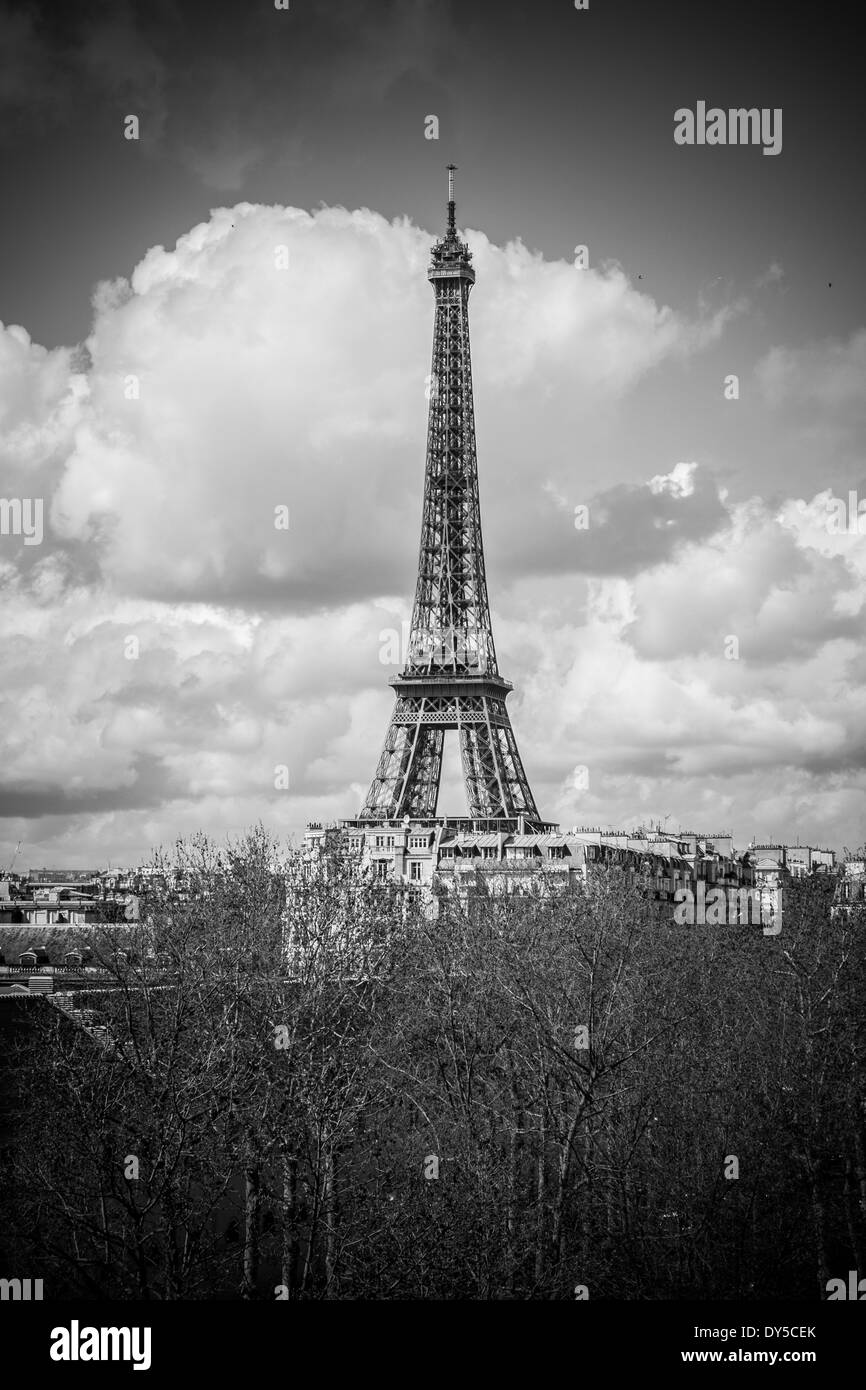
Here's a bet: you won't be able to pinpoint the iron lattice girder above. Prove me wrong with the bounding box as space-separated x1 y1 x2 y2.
361 182 541 825
362 689 540 822
408 278 496 677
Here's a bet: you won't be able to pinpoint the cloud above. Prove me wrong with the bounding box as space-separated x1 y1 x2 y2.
755 262 784 289
757 329 866 411
18 202 720 608
624 495 865 663
1 201 864 862
527 461 729 579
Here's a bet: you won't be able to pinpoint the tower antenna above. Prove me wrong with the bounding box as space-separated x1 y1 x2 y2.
447 163 457 233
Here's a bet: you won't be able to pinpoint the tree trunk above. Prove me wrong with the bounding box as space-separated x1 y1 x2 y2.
802 1151 829 1299
505 1058 524 1293
242 1162 261 1298
843 1156 864 1271
853 1124 866 1220
551 1104 583 1284
281 1152 299 1297
534 1094 547 1288
323 1140 338 1296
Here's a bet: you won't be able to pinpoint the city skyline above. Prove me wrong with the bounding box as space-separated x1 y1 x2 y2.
1 0 864 867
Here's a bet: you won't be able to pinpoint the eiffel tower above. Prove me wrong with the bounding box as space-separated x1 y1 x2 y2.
361 168 544 829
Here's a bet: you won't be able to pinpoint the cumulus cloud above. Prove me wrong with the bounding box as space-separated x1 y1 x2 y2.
530 461 729 578
6 202 720 609
624 497 864 663
1 201 864 862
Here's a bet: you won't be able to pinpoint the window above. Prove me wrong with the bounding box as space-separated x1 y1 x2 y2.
374 861 389 881
375 836 385 848
410 860 423 881
409 836 428 850
482 847 498 860
386 835 395 849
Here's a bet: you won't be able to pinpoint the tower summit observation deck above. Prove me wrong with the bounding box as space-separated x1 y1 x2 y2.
360 168 549 832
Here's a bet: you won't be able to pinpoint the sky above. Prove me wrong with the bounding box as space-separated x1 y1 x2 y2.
0 0 864 868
